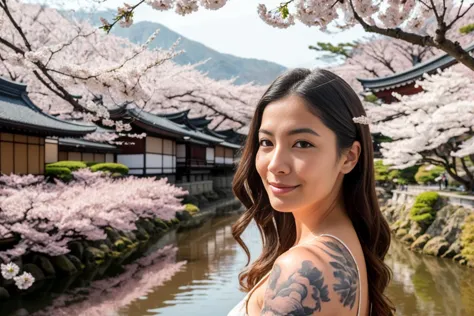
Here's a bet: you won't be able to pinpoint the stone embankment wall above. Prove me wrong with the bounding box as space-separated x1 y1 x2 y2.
379 189 474 268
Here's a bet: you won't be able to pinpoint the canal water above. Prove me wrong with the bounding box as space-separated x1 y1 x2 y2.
8 213 474 315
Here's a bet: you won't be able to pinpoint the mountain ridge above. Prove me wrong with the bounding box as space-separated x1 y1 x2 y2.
69 9 286 85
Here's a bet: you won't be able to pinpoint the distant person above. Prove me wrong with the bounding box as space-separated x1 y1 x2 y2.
435 175 442 190
442 173 448 190
228 69 394 316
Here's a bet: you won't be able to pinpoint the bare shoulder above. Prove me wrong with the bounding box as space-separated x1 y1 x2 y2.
260 236 359 316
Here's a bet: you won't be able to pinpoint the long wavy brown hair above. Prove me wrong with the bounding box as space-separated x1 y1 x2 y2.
231 68 395 315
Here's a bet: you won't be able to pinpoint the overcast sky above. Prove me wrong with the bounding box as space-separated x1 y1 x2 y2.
46 0 369 68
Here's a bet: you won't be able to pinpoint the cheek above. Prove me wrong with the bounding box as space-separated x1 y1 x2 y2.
255 151 267 178
294 154 338 187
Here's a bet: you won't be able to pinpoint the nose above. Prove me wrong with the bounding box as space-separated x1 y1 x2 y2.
267 145 291 175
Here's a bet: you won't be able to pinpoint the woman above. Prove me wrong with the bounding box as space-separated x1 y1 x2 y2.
228 69 395 316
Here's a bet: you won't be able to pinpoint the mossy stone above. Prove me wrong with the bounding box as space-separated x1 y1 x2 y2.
120 237 133 246
396 228 408 238
410 234 432 252
123 231 137 242
33 255 56 277
154 218 169 230
50 255 78 276
134 227 150 241
99 244 111 254
66 255 84 271
68 241 84 261
105 227 122 242
138 219 156 234
423 236 450 256
114 240 126 251
0 287 10 301
84 247 106 264
401 234 416 245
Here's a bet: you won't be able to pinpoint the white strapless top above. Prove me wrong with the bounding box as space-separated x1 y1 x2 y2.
227 233 367 316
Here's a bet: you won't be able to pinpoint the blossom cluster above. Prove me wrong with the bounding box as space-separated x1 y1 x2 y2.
256 0 440 33
141 0 227 15
1 262 35 290
365 67 474 169
0 170 186 261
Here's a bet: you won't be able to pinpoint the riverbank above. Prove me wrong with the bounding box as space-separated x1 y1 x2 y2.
0 195 242 308
380 189 474 268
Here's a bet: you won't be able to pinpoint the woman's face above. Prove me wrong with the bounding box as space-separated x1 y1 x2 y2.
255 94 351 214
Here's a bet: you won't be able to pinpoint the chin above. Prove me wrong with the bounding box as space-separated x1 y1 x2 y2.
268 197 298 213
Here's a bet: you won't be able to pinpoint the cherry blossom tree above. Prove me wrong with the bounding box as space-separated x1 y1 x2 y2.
0 1 263 138
0 170 185 261
0 0 183 134
311 38 437 78
311 5 474 75
364 67 474 191
99 1 474 71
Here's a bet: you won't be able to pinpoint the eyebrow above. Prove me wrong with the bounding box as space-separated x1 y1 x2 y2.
258 128 320 137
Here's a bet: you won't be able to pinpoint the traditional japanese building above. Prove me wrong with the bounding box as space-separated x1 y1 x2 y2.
107 106 243 188
0 76 246 195
105 106 244 193
58 124 118 163
357 42 474 103
0 77 96 175
159 110 244 189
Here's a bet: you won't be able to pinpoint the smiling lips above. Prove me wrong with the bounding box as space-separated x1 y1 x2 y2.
268 182 300 195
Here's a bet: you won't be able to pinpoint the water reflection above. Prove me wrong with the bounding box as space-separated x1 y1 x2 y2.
120 215 261 316
121 217 474 316
11 214 474 316
385 238 474 316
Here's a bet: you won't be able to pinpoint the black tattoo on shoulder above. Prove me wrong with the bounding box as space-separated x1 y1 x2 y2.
261 260 330 315
321 240 359 310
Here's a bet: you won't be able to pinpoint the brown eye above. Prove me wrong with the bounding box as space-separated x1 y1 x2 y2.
259 139 272 147
294 141 314 148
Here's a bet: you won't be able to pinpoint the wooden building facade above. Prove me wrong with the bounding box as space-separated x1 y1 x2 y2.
0 77 96 175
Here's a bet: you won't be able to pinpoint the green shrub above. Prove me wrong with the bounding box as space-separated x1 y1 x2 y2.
374 160 418 184
461 214 474 263
415 192 439 205
182 194 200 206
409 192 439 226
47 161 87 171
184 204 199 214
45 166 72 181
85 161 100 167
374 160 391 182
90 163 129 175
415 165 445 184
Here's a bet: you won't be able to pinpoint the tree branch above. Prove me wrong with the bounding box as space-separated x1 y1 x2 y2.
348 0 474 71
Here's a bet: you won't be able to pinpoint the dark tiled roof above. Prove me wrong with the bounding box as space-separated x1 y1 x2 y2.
69 120 115 134
0 77 96 137
204 128 228 139
108 105 243 149
59 138 119 151
357 42 474 92
188 116 212 129
128 108 228 144
214 128 247 144
158 109 190 124
220 141 241 149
